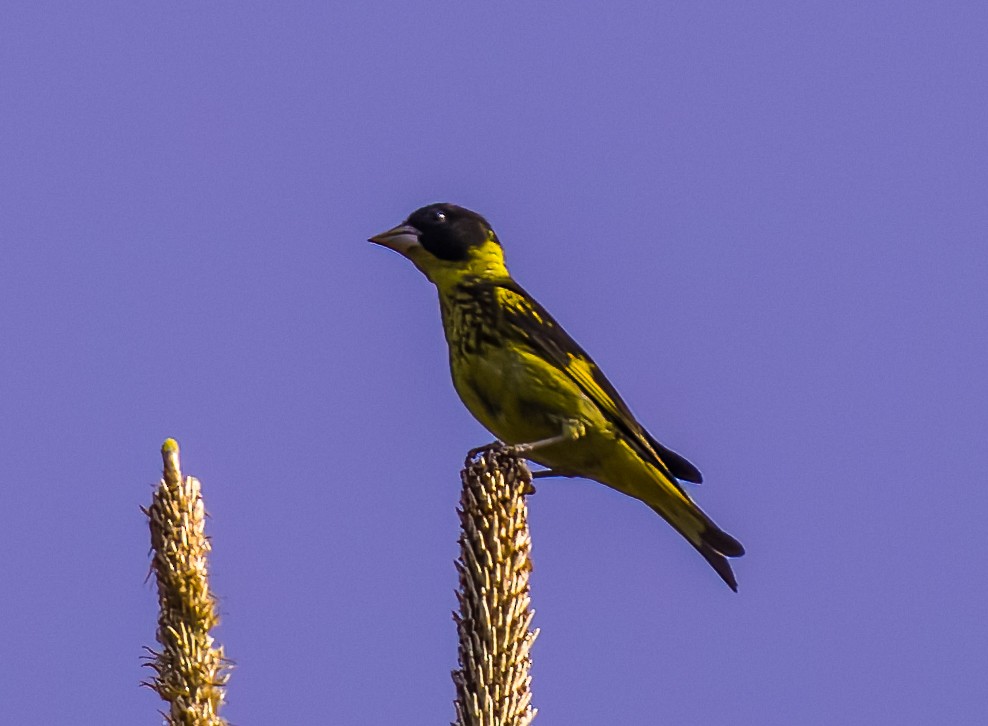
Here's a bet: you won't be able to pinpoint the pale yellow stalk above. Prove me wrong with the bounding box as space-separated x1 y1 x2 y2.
452 448 539 726
144 438 230 726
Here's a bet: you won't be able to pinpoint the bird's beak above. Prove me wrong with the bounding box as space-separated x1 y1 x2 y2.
368 224 421 255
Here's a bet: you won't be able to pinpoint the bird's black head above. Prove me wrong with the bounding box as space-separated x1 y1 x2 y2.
406 203 499 262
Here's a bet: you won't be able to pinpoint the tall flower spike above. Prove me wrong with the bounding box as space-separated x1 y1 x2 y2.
452 447 539 726
143 438 230 725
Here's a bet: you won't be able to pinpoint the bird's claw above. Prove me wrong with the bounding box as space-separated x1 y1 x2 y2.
465 441 505 466
464 442 537 495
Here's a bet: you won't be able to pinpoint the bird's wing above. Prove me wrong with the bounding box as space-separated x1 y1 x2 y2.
487 279 703 484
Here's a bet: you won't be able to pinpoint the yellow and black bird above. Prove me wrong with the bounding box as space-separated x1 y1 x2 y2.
370 203 744 590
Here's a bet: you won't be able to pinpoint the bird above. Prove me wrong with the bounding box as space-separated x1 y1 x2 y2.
369 203 744 591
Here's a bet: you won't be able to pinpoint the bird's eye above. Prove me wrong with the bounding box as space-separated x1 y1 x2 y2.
433 211 447 223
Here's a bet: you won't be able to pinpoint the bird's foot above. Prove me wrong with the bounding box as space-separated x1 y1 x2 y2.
464 441 539 495
465 441 506 466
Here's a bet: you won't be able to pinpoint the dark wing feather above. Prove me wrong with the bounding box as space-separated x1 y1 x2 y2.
482 278 702 485
642 431 703 483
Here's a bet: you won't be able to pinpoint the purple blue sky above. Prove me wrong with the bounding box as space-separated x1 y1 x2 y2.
2 4 985 724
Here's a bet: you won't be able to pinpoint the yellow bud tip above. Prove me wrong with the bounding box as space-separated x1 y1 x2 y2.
160 438 182 482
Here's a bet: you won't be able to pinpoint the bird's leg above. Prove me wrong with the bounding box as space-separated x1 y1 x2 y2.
531 468 578 479
505 418 587 457
466 419 585 469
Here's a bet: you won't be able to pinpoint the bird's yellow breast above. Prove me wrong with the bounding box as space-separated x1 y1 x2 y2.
437 277 618 474
449 339 614 471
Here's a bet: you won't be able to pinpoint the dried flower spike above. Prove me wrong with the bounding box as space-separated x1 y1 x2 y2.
143 438 230 725
453 447 538 726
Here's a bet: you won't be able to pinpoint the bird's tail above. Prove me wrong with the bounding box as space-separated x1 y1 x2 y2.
649 502 745 591
638 466 745 591
598 442 745 590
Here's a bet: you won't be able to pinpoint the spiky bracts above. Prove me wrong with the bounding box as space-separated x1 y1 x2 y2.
453 448 538 726
144 438 230 725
